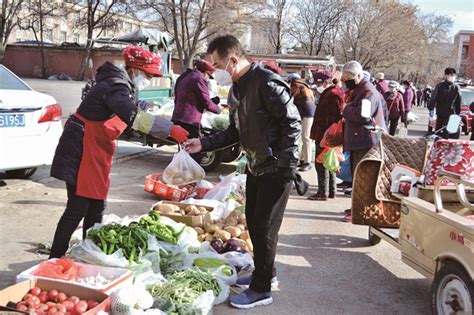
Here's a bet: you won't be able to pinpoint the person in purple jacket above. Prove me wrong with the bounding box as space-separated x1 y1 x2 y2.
375 72 389 95
172 59 221 162
401 80 414 125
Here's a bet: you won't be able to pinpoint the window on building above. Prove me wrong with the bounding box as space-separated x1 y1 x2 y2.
60 31 67 43
73 33 80 43
44 29 53 42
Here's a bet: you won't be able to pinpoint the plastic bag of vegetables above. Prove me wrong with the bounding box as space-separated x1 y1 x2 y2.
182 252 238 285
111 285 155 315
163 148 206 185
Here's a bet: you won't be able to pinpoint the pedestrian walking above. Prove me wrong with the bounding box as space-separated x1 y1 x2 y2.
375 72 389 95
184 35 301 309
172 59 221 163
49 46 189 258
308 75 345 201
428 67 462 139
288 73 316 172
402 80 414 125
341 61 387 222
383 81 406 136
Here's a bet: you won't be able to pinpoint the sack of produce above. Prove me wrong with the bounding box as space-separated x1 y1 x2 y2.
183 252 238 285
323 148 341 173
163 149 205 185
320 120 344 148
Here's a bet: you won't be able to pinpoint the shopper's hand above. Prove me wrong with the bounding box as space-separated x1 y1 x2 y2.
183 138 203 154
170 125 189 143
277 167 297 182
211 96 220 105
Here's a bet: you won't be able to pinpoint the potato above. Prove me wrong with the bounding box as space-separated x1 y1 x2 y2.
156 203 180 214
185 205 199 214
246 239 253 252
226 217 239 227
224 226 242 238
198 206 208 213
204 223 220 234
194 227 205 235
214 230 231 242
179 210 186 216
238 214 246 224
205 233 214 242
239 230 250 241
198 234 207 242
236 224 246 231
216 222 224 229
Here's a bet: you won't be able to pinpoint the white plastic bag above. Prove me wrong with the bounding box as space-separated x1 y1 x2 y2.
163 149 205 185
406 111 419 123
182 252 238 285
203 174 246 202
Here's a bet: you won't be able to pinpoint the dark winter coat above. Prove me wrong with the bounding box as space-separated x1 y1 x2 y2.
428 80 462 118
200 63 301 176
310 85 344 142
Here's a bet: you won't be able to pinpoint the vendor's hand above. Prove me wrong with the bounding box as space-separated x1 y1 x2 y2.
211 96 220 105
170 125 189 143
183 139 202 154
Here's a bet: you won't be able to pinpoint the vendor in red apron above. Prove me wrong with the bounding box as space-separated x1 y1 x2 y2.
49 46 189 258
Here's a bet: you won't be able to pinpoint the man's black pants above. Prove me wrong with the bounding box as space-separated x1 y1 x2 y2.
246 171 293 292
388 118 399 136
49 184 105 258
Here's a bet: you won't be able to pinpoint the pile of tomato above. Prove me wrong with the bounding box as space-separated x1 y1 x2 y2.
15 287 99 314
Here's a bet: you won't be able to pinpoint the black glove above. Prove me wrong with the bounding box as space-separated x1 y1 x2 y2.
277 167 297 182
211 96 220 105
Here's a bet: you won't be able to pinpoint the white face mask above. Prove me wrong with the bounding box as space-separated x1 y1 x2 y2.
132 72 151 91
316 86 325 94
214 58 233 86
446 75 456 83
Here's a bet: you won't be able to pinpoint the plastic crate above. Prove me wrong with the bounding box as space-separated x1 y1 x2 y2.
144 173 193 201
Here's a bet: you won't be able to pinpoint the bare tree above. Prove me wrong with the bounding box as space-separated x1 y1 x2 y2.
139 0 259 71
0 0 25 47
337 0 424 70
419 12 453 43
19 0 59 78
64 0 125 80
289 0 348 56
263 0 289 54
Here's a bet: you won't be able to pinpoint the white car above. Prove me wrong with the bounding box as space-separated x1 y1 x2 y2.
0 65 63 178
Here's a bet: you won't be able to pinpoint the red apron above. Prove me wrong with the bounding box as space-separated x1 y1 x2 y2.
74 114 127 199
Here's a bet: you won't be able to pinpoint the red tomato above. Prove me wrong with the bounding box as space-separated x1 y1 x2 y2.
68 296 80 305
61 300 75 311
56 304 67 313
39 303 49 311
55 312 65 315
16 302 28 311
39 291 49 303
74 300 88 314
48 289 59 301
35 310 46 315
26 297 40 308
48 307 59 315
46 301 57 308
30 287 42 296
57 292 68 303
23 293 33 301
87 300 99 310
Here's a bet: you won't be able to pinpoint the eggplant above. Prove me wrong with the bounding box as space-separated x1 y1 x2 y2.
224 238 242 253
210 239 224 253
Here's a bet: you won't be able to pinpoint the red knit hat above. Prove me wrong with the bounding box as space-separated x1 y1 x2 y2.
122 46 162 77
195 60 215 78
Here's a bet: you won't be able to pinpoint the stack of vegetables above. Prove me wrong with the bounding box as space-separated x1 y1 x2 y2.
86 211 185 264
193 210 253 253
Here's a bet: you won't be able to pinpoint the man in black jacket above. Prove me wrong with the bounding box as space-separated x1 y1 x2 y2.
428 67 462 139
185 35 301 309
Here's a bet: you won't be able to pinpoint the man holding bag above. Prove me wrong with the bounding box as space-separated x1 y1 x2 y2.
49 46 189 258
185 35 301 309
309 75 345 201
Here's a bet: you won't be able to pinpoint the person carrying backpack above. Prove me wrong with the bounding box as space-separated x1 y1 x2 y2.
383 81 406 135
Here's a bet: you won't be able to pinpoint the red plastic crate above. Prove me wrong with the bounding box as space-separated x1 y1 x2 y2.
144 173 193 201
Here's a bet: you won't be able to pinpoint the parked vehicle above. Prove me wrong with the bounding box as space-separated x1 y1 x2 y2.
460 87 474 135
0 65 63 178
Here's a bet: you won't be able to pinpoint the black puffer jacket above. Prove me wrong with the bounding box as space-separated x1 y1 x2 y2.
201 63 301 176
50 62 138 186
428 80 461 118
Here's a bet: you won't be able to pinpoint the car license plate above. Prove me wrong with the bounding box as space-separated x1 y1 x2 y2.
0 113 25 128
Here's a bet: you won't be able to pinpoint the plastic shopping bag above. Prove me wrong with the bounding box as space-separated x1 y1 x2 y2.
323 148 341 173
320 120 344 148
336 151 352 182
163 148 205 185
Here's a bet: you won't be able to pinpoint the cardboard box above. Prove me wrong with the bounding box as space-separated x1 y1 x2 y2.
151 201 213 227
16 259 133 294
0 278 110 314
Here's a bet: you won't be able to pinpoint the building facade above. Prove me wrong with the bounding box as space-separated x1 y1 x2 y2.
454 30 474 79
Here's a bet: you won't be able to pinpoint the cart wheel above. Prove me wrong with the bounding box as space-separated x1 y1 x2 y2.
432 261 474 315
368 227 381 245
222 144 241 163
200 150 224 172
